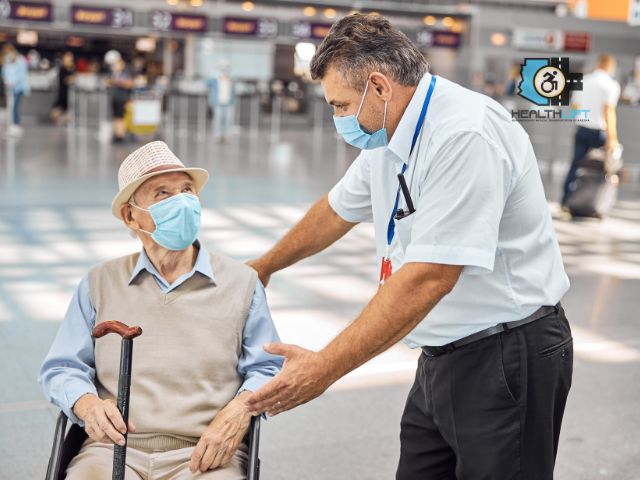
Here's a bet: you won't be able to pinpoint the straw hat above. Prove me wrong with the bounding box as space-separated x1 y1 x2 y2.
111 141 209 219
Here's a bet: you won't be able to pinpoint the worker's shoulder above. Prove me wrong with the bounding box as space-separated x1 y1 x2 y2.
429 77 514 147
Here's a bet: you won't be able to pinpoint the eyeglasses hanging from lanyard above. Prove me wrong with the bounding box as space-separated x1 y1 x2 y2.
379 75 437 288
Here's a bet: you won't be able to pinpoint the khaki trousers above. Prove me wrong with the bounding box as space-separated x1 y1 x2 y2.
66 439 248 480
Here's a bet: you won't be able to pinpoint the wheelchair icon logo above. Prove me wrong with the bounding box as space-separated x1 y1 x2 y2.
518 57 582 106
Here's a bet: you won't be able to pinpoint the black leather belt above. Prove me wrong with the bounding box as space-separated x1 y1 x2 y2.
421 304 561 357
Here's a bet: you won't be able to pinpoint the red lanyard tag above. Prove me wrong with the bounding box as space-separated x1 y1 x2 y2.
378 256 393 288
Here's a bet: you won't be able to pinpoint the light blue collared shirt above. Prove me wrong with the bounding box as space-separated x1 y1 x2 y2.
38 244 283 425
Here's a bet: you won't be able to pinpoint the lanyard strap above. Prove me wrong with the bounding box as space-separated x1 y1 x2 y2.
385 75 437 249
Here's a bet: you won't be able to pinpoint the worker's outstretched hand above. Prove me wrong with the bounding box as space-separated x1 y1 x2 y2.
244 343 334 417
246 259 271 287
190 391 252 474
73 394 136 446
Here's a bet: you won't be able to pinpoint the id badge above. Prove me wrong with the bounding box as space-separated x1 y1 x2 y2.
378 256 393 288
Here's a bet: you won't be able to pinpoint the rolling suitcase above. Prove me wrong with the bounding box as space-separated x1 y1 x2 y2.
566 151 619 219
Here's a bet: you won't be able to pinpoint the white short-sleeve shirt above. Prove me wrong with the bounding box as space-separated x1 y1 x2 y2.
571 69 620 131
328 72 570 347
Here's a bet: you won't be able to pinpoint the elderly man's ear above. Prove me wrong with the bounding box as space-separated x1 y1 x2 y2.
121 204 139 229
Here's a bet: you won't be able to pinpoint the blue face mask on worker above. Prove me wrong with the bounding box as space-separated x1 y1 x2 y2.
130 193 201 251
333 80 388 150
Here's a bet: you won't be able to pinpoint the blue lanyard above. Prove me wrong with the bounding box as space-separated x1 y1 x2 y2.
385 75 437 249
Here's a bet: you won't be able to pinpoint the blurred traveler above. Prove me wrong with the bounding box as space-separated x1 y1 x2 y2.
75 56 90 73
207 61 236 143
49 51 76 124
506 62 521 96
561 54 620 208
39 141 283 479
26 49 40 69
2 44 30 137
106 52 133 143
246 14 572 480
621 67 640 105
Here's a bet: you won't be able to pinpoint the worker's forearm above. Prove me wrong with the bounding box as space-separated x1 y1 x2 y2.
255 195 356 275
319 263 462 381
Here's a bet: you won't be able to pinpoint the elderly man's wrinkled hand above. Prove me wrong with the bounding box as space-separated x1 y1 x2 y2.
189 392 252 474
73 394 136 446
244 343 334 417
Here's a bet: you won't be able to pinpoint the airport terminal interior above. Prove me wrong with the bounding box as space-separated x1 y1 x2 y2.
1 0 640 479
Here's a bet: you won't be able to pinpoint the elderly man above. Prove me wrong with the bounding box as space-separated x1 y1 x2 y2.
246 13 572 480
39 141 283 479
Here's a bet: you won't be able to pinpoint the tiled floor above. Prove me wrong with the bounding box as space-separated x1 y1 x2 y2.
1 125 639 479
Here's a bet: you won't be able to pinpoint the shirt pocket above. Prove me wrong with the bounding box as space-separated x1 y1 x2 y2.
390 213 415 268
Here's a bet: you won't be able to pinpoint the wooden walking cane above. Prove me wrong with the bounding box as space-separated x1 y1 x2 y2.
92 321 143 480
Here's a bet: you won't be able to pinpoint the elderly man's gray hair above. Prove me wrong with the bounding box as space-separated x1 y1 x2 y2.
310 14 429 92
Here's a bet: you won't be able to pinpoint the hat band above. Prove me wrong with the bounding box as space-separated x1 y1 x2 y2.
140 163 185 176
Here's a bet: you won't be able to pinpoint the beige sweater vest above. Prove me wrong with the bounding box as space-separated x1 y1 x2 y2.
88 251 257 452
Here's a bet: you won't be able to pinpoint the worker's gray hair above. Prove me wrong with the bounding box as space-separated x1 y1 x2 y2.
310 14 429 92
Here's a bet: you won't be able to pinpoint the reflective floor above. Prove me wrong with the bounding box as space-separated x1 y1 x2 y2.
1 124 639 479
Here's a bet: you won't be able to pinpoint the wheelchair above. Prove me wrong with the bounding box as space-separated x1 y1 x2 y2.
45 411 262 480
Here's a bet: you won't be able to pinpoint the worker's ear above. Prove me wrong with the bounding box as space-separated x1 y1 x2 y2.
369 72 393 102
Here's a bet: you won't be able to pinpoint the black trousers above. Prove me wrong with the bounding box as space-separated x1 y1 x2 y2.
397 307 573 480
561 126 606 206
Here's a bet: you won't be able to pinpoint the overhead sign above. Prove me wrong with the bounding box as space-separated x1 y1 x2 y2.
65 36 86 48
150 10 207 33
416 30 461 49
292 21 332 40
563 32 591 52
222 17 277 38
71 5 133 28
0 1 52 22
512 28 563 51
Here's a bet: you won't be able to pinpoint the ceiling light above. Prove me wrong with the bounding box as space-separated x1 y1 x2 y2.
295 42 316 62
490 32 507 47
442 16 454 27
450 21 463 33
303 6 317 17
241 1 254 11
423 15 436 26
190 0 203 6
324 8 337 19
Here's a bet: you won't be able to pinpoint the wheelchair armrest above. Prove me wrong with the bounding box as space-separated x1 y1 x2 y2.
45 412 68 480
247 415 261 480
45 412 88 480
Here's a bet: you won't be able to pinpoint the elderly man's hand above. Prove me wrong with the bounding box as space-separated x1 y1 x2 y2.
244 343 334 416
73 394 136 446
189 391 252 474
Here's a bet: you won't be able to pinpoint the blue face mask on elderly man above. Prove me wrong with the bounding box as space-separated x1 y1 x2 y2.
333 80 389 150
129 193 201 251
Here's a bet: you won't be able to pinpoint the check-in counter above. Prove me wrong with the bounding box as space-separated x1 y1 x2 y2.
19 69 57 121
